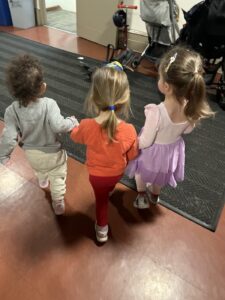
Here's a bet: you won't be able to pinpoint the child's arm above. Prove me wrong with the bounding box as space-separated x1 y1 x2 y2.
126 125 139 161
183 123 195 134
67 116 80 133
70 120 86 144
138 104 159 149
127 139 139 161
48 100 79 133
0 107 19 164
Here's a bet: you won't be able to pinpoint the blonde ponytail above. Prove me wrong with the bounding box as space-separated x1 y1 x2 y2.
101 110 118 142
85 67 130 142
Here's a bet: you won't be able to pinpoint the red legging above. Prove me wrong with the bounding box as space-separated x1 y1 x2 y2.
89 174 122 227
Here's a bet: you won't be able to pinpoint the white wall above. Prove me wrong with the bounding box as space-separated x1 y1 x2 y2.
45 0 76 12
178 0 199 11
128 0 200 35
126 0 146 35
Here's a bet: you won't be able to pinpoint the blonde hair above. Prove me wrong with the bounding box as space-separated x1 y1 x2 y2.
159 46 214 123
85 67 130 142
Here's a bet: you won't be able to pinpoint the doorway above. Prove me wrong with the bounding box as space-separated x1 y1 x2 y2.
45 0 76 33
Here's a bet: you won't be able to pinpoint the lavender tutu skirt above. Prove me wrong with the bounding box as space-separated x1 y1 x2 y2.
126 138 185 188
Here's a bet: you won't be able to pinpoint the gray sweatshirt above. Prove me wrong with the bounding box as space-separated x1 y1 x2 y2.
0 97 78 163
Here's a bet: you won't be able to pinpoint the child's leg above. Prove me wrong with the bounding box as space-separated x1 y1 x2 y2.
36 171 48 182
151 184 161 195
93 185 110 227
89 175 121 242
134 173 149 209
146 183 160 204
48 150 67 215
25 150 48 187
89 175 121 226
135 173 146 192
25 149 67 214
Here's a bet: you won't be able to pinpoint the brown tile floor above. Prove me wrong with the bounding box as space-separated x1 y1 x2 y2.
0 26 224 300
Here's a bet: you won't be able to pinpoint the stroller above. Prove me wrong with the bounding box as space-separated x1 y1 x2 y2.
130 0 180 69
81 1 180 73
177 0 225 109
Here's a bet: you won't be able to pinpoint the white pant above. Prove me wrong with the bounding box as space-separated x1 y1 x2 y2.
25 149 67 201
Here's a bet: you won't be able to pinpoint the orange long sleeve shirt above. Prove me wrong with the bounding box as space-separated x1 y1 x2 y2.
70 119 138 176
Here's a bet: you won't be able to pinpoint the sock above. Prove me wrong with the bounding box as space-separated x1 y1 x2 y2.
96 224 108 232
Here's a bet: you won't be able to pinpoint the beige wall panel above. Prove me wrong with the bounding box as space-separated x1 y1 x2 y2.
77 0 118 46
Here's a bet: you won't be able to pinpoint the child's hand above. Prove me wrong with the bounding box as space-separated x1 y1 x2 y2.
70 116 79 128
67 116 79 133
70 116 79 126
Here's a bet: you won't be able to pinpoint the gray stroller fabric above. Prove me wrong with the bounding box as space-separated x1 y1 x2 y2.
145 23 175 46
140 0 179 46
140 0 171 26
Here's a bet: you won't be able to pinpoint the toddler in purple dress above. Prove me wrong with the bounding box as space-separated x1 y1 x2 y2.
126 46 214 209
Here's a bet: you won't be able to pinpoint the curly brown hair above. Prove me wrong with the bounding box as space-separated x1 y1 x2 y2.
6 54 44 107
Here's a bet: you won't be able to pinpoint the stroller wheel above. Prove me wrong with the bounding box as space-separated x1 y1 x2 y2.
131 56 142 69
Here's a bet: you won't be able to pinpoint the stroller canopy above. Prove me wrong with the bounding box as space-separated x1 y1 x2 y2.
140 0 172 27
140 0 179 46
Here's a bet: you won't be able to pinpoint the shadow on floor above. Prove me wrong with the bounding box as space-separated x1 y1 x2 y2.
110 190 163 224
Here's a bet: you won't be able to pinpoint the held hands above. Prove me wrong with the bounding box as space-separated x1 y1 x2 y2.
67 116 79 132
70 116 79 127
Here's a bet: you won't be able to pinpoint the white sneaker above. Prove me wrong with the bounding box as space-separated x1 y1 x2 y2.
95 223 108 243
38 179 49 189
133 193 150 209
146 184 159 205
52 199 65 215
